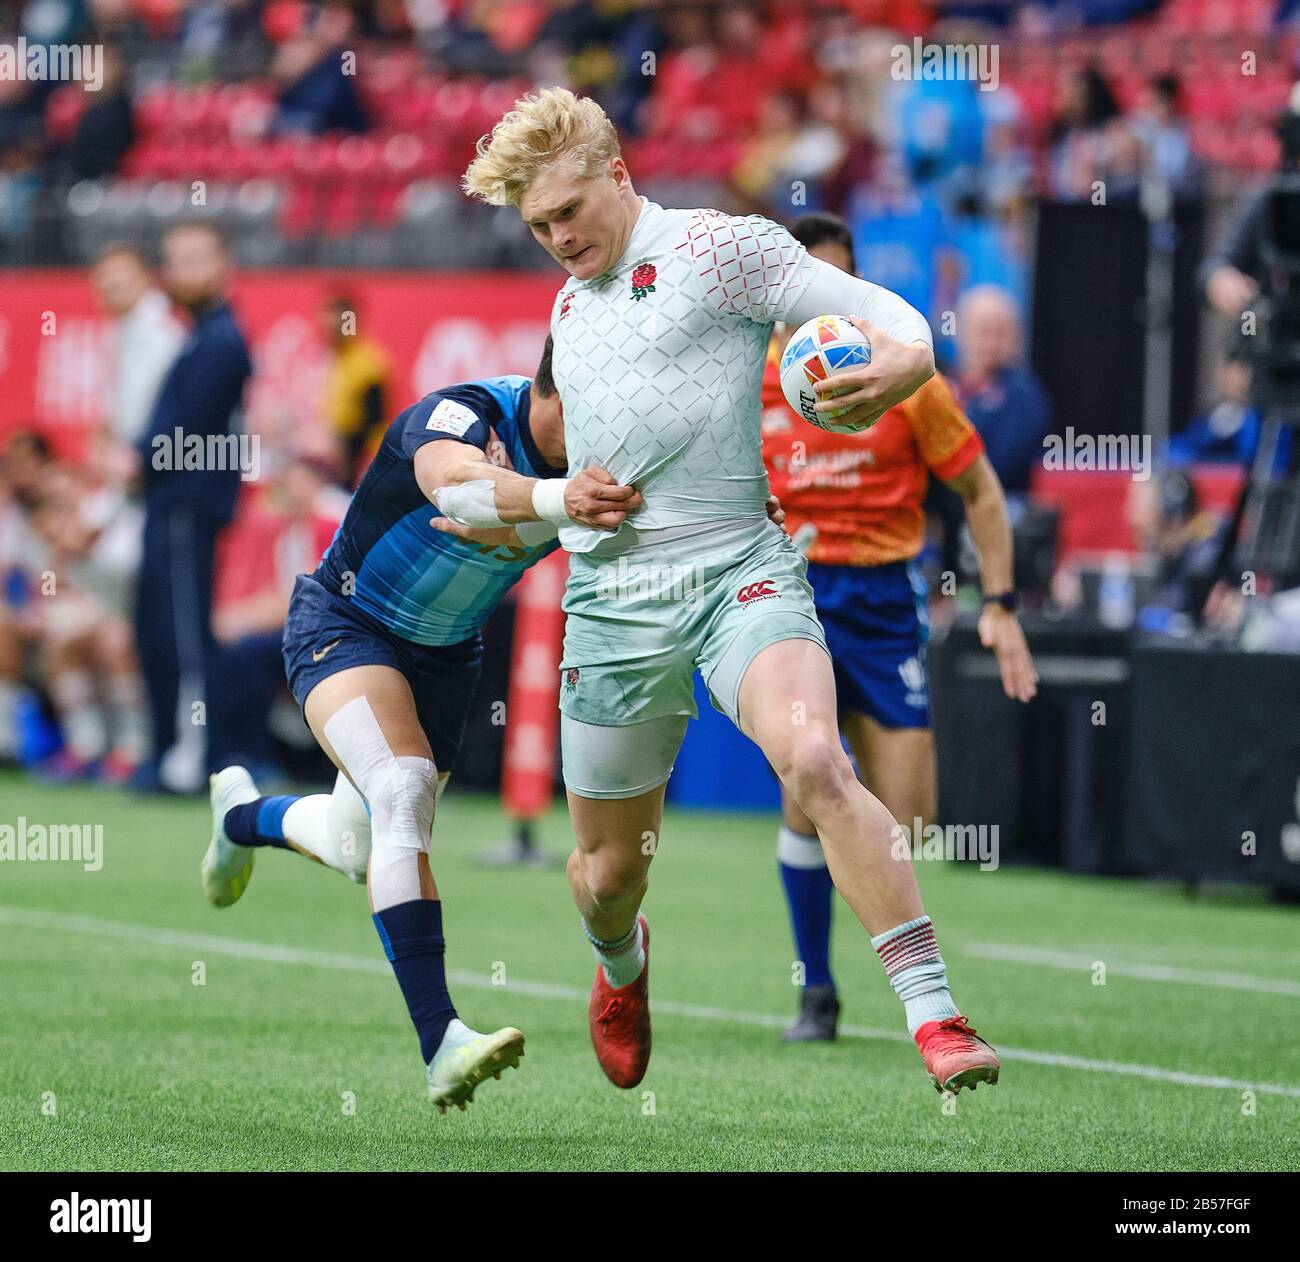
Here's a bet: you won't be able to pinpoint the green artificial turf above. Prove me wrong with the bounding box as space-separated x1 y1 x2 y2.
1 771 1297 1171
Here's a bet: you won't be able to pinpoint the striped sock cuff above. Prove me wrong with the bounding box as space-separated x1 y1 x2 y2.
582 919 638 954
871 914 942 979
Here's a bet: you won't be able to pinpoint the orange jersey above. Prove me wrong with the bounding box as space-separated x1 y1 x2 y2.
761 342 983 567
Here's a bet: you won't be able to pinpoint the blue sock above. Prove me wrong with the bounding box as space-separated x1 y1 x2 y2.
777 825 835 990
223 797 297 849
372 899 457 1064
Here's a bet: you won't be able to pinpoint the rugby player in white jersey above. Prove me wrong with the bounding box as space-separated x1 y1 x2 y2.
456 88 1001 1096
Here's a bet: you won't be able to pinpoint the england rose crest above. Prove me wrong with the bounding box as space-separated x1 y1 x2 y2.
630 260 656 301
564 668 581 694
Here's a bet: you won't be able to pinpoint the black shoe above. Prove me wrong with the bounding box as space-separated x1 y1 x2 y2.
782 984 840 1042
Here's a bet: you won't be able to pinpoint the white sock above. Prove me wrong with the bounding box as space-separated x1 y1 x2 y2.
107 673 149 763
777 823 826 869
585 919 646 988
51 672 108 762
281 771 372 883
871 915 960 1035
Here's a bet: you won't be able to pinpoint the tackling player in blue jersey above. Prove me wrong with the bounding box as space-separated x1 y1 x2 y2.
199 338 644 1112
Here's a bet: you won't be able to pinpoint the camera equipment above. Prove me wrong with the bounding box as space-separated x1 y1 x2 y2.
1227 174 1300 587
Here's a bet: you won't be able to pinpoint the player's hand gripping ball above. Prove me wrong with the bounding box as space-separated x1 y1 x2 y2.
779 314 874 434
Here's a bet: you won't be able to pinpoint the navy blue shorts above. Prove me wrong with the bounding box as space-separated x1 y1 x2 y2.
806 558 930 730
282 574 484 772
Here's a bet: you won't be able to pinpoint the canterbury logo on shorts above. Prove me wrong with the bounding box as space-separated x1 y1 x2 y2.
736 580 778 604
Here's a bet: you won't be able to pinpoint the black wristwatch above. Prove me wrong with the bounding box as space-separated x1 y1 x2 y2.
982 590 1019 613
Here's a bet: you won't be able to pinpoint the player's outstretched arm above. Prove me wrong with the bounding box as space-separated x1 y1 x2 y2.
684 212 933 431
414 441 642 532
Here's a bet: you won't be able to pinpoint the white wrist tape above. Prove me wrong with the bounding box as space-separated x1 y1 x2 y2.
516 518 560 547
531 477 573 524
432 479 507 528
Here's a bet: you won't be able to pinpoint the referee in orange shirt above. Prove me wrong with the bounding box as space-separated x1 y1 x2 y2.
762 214 1038 1041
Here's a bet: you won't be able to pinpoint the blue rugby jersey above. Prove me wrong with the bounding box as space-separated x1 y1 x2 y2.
314 375 565 646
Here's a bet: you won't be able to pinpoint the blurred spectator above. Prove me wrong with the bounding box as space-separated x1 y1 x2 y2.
847 151 954 330
1166 350 1294 474
1200 87 1300 318
731 89 806 213
25 463 147 781
211 453 346 778
950 86 1033 307
0 135 43 259
1126 468 1224 630
0 431 53 764
1128 74 1203 203
894 56 984 200
92 242 185 449
177 0 273 83
1047 65 1137 202
733 81 852 217
19 0 91 46
650 0 809 146
815 76 879 217
950 187 1031 311
273 3 371 135
60 45 134 182
134 222 253 793
0 65 47 157
977 86 1033 217
952 284 1053 497
85 0 154 70
1167 352 1263 468
319 293 393 485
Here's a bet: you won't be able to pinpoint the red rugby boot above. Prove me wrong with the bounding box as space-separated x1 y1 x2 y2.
914 1014 1001 1095
588 915 652 1088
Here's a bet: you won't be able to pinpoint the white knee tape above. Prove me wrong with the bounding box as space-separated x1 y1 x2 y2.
323 696 440 909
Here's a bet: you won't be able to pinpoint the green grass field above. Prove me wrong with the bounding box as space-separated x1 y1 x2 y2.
2 769 1298 1172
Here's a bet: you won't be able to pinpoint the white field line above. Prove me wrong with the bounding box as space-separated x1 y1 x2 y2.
3 906 1299 1100
965 942 1300 999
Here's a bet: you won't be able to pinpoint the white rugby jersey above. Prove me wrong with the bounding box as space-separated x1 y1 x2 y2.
549 196 932 553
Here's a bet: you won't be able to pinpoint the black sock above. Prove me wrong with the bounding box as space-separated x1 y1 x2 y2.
372 899 457 1064
223 797 296 849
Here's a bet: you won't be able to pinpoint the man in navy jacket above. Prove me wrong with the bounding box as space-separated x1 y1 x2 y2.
134 223 253 792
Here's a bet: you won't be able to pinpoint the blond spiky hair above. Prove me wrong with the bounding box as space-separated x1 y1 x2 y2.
461 86 621 208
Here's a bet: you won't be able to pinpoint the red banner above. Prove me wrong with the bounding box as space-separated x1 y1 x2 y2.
501 548 567 821
0 269 562 458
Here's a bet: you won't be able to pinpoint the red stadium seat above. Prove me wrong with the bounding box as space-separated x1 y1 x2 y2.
280 177 318 238
320 184 366 237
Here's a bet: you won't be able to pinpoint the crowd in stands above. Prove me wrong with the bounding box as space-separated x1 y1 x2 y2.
2 1 1298 786
0 225 349 787
0 1 1293 269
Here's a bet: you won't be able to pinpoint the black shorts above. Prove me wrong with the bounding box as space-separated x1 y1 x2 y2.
281 574 484 772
